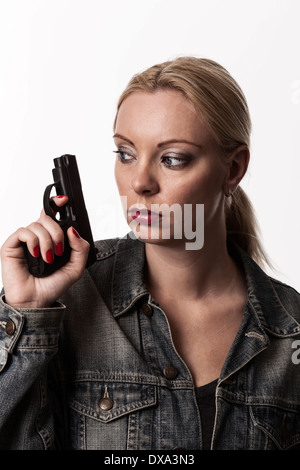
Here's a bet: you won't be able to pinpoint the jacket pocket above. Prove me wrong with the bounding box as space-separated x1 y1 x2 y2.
68 380 156 422
67 380 157 449
250 405 300 450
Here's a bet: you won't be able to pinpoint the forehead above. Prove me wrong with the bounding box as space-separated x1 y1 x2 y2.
115 89 213 144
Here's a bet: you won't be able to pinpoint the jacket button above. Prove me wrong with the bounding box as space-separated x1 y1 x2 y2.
5 320 16 336
99 397 114 411
163 365 178 380
142 303 153 317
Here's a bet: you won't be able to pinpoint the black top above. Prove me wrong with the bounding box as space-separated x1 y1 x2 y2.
195 379 218 450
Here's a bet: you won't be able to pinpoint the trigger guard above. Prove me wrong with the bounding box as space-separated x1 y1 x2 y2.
43 183 65 219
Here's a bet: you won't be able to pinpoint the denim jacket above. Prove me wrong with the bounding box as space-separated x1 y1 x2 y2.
0 235 300 450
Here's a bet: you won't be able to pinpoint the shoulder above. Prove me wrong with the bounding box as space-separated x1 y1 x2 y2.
268 276 300 322
94 237 121 260
58 238 123 310
229 241 300 327
86 234 144 294
93 234 141 261
60 234 145 314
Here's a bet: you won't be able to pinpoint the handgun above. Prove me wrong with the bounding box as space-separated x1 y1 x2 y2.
23 154 97 277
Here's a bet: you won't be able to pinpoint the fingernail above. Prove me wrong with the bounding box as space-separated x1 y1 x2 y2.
72 227 80 238
56 242 63 256
33 246 40 258
57 195 67 198
46 249 54 263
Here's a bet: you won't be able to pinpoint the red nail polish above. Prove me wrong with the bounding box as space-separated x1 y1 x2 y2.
56 242 63 256
33 246 40 258
46 249 54 263
57 195 67 198
72 227 80 238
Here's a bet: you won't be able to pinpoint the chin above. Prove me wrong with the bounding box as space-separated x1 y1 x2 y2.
130 227 188 250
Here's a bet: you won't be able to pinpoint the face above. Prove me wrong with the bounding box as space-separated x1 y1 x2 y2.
114 89 229 249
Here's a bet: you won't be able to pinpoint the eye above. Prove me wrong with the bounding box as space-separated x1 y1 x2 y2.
161 154 189 169
113 149 135 163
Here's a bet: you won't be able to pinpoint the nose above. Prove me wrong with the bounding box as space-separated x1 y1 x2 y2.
130 162 159 196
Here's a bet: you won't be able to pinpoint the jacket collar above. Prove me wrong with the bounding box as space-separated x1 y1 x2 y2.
228 242 300 337
111 234 148 317
111 234 300 337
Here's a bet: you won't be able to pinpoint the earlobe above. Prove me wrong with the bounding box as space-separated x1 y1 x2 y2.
222 145 250 196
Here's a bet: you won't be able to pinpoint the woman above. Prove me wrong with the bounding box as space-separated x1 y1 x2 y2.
1 57 300 450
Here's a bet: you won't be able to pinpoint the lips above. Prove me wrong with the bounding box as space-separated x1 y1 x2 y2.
129 207 162 225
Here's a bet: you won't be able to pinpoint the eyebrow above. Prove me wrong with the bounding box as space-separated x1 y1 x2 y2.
157 139 203 150
113 133 203 150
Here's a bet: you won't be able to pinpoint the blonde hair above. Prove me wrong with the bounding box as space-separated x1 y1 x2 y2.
114 56 268 267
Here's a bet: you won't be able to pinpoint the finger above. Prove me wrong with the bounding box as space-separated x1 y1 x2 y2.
3 227 40 259
25 221 60 264
40 195 69 218
36 211 67 257
51 194 69 211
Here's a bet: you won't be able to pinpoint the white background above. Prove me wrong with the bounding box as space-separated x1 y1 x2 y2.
0 0 299 291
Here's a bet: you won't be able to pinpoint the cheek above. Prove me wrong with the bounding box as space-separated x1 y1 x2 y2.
172 173 221 206
114 167 137 219
114 165 126 195
169 170 225 231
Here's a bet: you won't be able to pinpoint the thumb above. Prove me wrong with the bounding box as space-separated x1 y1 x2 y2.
66 226 90 269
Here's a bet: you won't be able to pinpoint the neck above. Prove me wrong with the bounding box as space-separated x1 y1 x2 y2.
144 234 242 303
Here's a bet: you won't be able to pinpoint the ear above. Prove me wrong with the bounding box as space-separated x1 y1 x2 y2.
222 145 250 196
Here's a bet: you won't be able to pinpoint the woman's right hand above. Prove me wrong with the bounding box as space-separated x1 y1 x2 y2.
0 196 91 309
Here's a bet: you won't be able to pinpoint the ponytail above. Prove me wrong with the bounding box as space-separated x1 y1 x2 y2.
226 186 269 268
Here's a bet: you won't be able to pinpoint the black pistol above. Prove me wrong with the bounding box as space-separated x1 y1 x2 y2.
24 154 97 277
